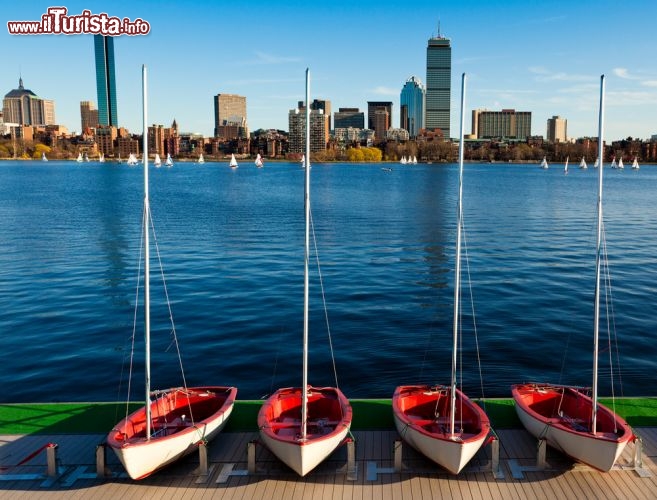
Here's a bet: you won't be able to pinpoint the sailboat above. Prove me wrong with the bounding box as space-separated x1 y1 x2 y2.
76 152 83 163
594 157 600 168
255 153 264 168
631 157 639 170
580 157 588 169
511 75 633 472
540 157 548 169
42 152 48 162
564 156 569 175
99 153 105 163
229 153 238 169
617 157 624 170
258 69 352 477
127 153 139 166
400 156 408 165
107 65 237 480
610 157 617 169
165 153 173 167
154 154 162 167
392 74 491 475
198 153 205 164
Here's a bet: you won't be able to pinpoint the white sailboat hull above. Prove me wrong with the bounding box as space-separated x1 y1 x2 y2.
258 386 352 476
392 385 490 474
108 386 237 479
512 384 632 472
393 416 487 474
259 423 350 476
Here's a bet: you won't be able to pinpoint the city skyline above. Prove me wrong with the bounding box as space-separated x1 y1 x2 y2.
2 0 657 141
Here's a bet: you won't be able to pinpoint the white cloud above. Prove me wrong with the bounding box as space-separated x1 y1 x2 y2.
370 86 398 96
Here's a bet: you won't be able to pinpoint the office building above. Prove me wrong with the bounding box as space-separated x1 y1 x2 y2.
80 101 99 131
400 76 425 138
214 93 248 138
2 78 56 126
367 101 393 130
334 108 364 129
547 115 567 143
472 109 532 140
94 35 118 127
288 106 328 153
425 34 451 137
299 99 332 131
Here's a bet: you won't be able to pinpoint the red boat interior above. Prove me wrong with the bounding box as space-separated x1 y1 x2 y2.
260 387 351 438
518 385 625 434
396 386 485 435
112 388 232 441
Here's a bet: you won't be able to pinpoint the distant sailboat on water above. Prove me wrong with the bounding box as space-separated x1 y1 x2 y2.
229 154 238 168
564 156 569 175
400 156 407 165
99 153 105 163
579 157 587 169
42 152 48 162
631 157 640 170
198 153 205 164
617 157 624 170
154 154 162 167
165 153 174 167
255 153 264 168
610 157 617 169
76 152 83 163
594 157 599 168
127 153 139 166
540 157 548 169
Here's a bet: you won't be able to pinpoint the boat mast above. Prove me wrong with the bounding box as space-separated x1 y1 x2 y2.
592 74 605 435
301 68 310 441
142 65 152 440
450 73 466 436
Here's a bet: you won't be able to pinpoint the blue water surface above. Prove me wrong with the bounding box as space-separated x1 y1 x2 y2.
0 160 655 402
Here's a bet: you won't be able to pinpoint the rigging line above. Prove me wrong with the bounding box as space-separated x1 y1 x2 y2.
309 207 340 388
461 220 487 406
147 207 195 424
600 225 623 412
120 205 146 424
266 327 282 399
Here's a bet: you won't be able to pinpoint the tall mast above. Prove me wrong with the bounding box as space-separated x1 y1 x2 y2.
142 64 152 440
450 73 466 436
301 68 311 440
592 74 605 435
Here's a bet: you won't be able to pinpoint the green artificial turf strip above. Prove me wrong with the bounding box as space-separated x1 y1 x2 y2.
0 398 655 434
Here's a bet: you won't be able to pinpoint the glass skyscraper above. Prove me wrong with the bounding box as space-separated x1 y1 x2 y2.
400 76 425 138
425 35 451 138
94 35 118 127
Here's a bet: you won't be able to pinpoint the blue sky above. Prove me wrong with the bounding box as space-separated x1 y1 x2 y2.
3 0 656 141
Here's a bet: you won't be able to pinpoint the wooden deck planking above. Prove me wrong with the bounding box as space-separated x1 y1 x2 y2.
2 428 657 499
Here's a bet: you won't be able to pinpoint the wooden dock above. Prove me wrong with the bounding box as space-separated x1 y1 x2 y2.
1 427 656 499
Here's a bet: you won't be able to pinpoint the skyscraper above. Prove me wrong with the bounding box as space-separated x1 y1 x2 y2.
334 108 365 129
400 76 425 138
214 94 248 138
425 33 451 137
80 101 99 131
547 115 567 143
3 77 55 126
94 35 118 127
367 101 393 130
